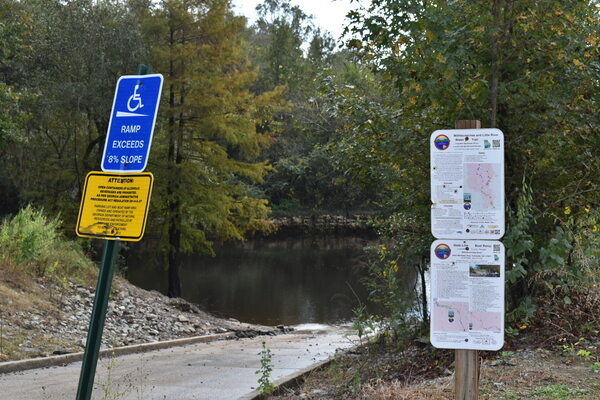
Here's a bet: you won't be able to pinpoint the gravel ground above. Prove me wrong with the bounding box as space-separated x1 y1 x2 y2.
0 276 283 361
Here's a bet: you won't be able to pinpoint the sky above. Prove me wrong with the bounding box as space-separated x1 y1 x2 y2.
231 0 356 41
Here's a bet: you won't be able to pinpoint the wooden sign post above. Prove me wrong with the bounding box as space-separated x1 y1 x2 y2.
454 119 481 400
430 118 506 399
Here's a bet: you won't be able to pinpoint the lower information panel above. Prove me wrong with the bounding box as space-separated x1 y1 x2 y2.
430 239 505 351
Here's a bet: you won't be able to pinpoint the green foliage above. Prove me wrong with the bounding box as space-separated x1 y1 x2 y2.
505 326 520 337
502 392 521 400
0 0 31 149
503 180 536 325
346 0 599 212
0 206 94 282
256 341 275 396
0 0 147 218
504 179 599 326
505 179 535 285
340 0 599 329
561 207 600 284
360 240 426 342
576 349 592 360
264 146 368 214
0 83 26 147
351 303 376 344
560 337 597 362
507 296 536 326
535 227 574 288
251 0 376 214
0 205 59 265
254 0 314 94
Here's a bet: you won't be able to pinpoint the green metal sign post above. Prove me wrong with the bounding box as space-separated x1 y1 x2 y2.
75 64 151 400
75 239 119 400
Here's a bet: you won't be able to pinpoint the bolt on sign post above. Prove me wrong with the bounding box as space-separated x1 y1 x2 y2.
75 65 162 400
429 120 506 400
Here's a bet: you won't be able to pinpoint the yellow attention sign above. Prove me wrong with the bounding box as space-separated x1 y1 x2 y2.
76 172 153 241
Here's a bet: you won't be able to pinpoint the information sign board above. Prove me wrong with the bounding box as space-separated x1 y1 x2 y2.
76 172 153 241
101 74 163 173
430 129 504 239
430 240 505 351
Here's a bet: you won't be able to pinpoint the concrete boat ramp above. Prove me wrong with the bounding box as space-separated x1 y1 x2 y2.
0 324 356 399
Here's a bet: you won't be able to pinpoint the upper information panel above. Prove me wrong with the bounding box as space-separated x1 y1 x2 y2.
430 129 504 239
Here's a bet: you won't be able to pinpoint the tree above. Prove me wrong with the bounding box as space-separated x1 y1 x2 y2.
341 0 599 322
1 0 146 219
248 0 375 215
346 0 598 210
253 0 313 94
146 0 284 297
0 0 31 216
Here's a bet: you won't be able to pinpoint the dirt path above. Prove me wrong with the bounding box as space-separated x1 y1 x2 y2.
358 349 600 399
272 346 600 399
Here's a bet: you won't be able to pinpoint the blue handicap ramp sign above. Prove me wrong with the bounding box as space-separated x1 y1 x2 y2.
101 74 164 172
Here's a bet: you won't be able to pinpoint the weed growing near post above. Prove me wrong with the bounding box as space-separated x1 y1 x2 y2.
256 341 275 396
97 352 131 400
132 354 154 400
91 353 152 400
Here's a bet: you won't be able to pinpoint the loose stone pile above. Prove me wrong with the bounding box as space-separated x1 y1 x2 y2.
2 277 282 361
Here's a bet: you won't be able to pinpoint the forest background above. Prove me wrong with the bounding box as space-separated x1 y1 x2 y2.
0 0 598 339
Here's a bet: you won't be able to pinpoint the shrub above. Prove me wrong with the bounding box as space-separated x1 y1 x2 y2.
0 205 95 283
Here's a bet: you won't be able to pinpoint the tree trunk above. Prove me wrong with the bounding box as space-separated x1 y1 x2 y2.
167 217 182 298
166 24 183 298
490 0 500 128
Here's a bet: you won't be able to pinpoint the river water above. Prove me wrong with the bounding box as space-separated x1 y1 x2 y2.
127 236 377 325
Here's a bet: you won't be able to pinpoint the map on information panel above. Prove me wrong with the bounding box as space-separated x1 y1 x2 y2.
430 240 505 351
430 129 504 239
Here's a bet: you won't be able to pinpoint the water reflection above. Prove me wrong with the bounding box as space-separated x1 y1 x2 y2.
128 236 377 325
180 237 372 325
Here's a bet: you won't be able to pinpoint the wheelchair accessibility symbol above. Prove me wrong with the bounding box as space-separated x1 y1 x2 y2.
127 83 144 112
116 81 150 118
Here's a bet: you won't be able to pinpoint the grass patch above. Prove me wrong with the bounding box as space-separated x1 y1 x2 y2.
531 384 588 399
503 392 521 400
0 324 79 361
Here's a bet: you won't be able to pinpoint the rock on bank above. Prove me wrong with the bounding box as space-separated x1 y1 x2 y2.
0 275 280 362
